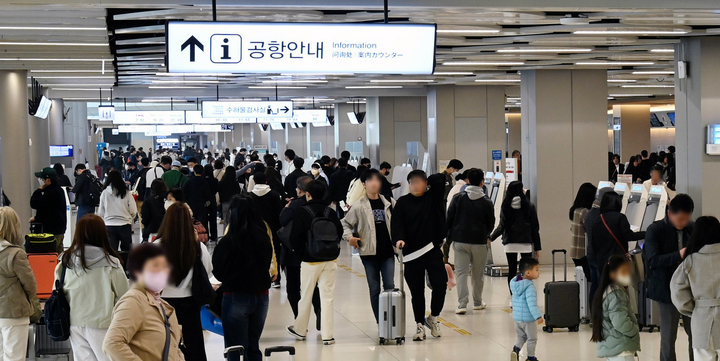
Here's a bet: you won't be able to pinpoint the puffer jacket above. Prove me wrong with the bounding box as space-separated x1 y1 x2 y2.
0 240 42 320
597 286 640 358
341 195 393 256
510 276 542 323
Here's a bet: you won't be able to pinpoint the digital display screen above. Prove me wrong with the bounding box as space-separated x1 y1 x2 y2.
650 113 663 127
49 145 73 157
667 112 675 126
113 111 185 125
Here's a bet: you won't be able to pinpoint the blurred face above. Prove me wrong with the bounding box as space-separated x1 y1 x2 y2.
613 157 620 165
633 159 640 167
135 255 170 293
668 211 692 230
651 170 663 183
524 265 540 280
611 262 633 286
364 177 382 194
408 176 428 195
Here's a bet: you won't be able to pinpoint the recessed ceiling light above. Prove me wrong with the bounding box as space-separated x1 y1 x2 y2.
0 42 107 47
31 76 115 79
607 79 637 83
31 69 112 73
443 61 524 66
261 80 328 84
437 29 501 34
608 94 655 97
155 72 232 77
50 88 105 91
248 86 307 89
291 98 336 102
0 58 108 62
370 79 434 83
141 99 188 103
632 71 675 75
0 26 106 31
474 79 521 83
148 86 206 89
621 84 674 88
497 48 592 53
650 49 675 53
433 72 474 76
576 62 654 66
574 30 688 35
151 80 220 84
344 86 403 89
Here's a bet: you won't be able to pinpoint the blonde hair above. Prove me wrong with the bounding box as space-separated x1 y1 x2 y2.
0 207 23 246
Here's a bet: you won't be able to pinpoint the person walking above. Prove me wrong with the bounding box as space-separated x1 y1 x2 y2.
570 183 597 277
202 164 219 242
56 214 129 361
103 243 184 361
0 207 42 361
341 169 395 322
249 172 284 288
645 194 696 361
283 158 307 199
72 164 97 223
510 258 543 361
97 170 137 252
218 166 241 224
286 180 343 345
489 181 542 299
31 167 68 253
446 168 495 314
212 195 277 361
154 203 213 361
141 179 168 243
392 170 448 341
145 156 171 199
672 216 720 361
183 165 213 237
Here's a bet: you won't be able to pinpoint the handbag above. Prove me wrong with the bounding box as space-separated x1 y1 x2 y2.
601 214 632 262
191 253 216 306
44 265 71 341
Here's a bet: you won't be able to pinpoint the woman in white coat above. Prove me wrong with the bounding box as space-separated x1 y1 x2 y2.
97 170 137 252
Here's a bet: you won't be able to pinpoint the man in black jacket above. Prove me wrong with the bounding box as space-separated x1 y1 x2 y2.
286 180 342 346
278 176 321 326
392 170 447 341
446 169 495 314
283 158 307 200
249 173 284 288
644 194 695 361
379 162 400 200
328 158 355 214
72 164 96 223
30 167 67 253
183 165 213 232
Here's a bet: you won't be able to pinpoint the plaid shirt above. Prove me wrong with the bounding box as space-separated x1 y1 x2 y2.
570 207 589 259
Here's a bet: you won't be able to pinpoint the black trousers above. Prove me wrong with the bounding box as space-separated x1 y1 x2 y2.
206 203 218 241
164 297 207 361
107 224 133 252
404 248 447 324
506 252 533 293
284 265 320 318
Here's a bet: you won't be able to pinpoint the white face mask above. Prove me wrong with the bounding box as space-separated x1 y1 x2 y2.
164 199 174 210
311 168 320 176
38 178 45 186
616 274 632 287
452 171 459 177
143 270 169 293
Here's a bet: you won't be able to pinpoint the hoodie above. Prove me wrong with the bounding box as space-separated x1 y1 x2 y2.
250 185 283 236
446 185 495 246
54 245 129 328
510 276 543 323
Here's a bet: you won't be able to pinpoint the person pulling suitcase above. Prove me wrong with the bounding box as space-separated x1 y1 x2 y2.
378 247 405 345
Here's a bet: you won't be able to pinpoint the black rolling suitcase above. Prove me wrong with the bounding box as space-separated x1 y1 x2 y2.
543 249 580 333
265 346 295 361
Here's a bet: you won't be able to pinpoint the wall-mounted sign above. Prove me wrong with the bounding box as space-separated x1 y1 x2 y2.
113 111 185 125
166 21 436 74
185 110 255 124
492 150 503 161
98 105 115 121
202 101 293 119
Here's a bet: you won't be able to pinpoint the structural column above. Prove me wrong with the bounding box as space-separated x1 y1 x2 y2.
675 36 720 216
28 93 51 180
48 98 65 145
0 70 32 229
426 85 506 173
520 69 608 254
613 104 651 157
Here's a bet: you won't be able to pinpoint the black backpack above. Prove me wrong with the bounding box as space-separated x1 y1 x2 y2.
45 265 71 341
303 206 341 261
87 174 105 207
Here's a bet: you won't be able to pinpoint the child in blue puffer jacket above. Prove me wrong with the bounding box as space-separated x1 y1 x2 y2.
510 257 543 361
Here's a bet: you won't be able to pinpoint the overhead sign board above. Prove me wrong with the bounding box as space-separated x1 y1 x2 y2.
202 101 293 119
113 111 185 125
185 110 255 124
98 105 115 121
167 21 437 74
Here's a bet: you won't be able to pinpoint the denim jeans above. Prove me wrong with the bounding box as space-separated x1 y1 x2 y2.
361 256 395 322
76 205 95 224
222 292 269 361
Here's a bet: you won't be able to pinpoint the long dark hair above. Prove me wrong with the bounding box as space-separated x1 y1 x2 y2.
686 216 720 258
62 214 120 269
203 164 214 179
156 202 199 286
570 183 597 221
226 195 271 252
150 178 168 199
501 181 530 225
220 166 239 185
104 170 127 198
590 255 630 342
265 167 283 191
599 191 622 213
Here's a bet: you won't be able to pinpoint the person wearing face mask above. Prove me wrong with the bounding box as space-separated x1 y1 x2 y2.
141 179 168 243
378 162 400 200
73 164 97 224
442 159 464 208
30 167 67 253
122 161 140 187
310 163 329 185
590 255 640 361
103 243 184 361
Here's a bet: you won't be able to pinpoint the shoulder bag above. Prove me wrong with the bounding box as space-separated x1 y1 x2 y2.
601 214 632 262
191 252 216 306
45 265 71 341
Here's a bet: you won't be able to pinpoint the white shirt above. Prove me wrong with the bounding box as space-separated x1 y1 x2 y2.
145 165 166 189
97 188 137 226
155 241 214 299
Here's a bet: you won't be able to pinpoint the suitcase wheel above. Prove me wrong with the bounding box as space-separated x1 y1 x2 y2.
648 326 655 333
395 337 404 345
570 325 580 332
379 338 385 345
542 326 552 333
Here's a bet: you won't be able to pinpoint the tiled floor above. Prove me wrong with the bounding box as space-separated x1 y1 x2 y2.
198 239 691 361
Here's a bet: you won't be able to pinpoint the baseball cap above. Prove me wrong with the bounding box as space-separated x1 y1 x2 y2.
172 160 181 167
35 167 57 179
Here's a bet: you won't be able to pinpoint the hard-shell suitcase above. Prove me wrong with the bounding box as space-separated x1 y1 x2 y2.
575 266 591 324
28 253 58 299
378 251 405 345
224 345 244 360
26 317 73 360
636 281 660 333
543 249 580 333
265 346 295 360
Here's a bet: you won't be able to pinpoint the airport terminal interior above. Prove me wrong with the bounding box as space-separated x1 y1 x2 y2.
4 0 720 360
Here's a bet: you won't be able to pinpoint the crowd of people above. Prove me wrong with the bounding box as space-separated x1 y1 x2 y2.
609 147 676 193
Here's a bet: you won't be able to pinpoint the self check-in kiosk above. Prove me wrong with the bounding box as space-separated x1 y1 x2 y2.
625 184 649 232
486 172 508 274
489 173 505 206
614 182 631 214
640 185 668 232
484 172 494 193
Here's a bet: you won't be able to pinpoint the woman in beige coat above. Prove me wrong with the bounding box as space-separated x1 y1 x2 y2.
0 207 42 361
103 243 184 361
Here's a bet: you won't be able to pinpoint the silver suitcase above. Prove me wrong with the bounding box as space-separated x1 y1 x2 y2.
575 266 591 324
378 252 405 345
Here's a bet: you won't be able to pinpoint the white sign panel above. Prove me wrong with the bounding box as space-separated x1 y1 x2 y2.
202 101 293 119
113 111 185 125
117 125 157 133
98 105 115 121
167 21 436 74
185 110 255 124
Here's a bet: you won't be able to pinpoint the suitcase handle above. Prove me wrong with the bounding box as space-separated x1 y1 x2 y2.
551 249 568 282
224 345 245 359
397 246 404 294
265 346 295 357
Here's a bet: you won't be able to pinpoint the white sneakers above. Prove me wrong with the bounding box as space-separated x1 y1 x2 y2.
473 302 487 310
413 323 426 341
455 306 467 314
425 316 442 338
